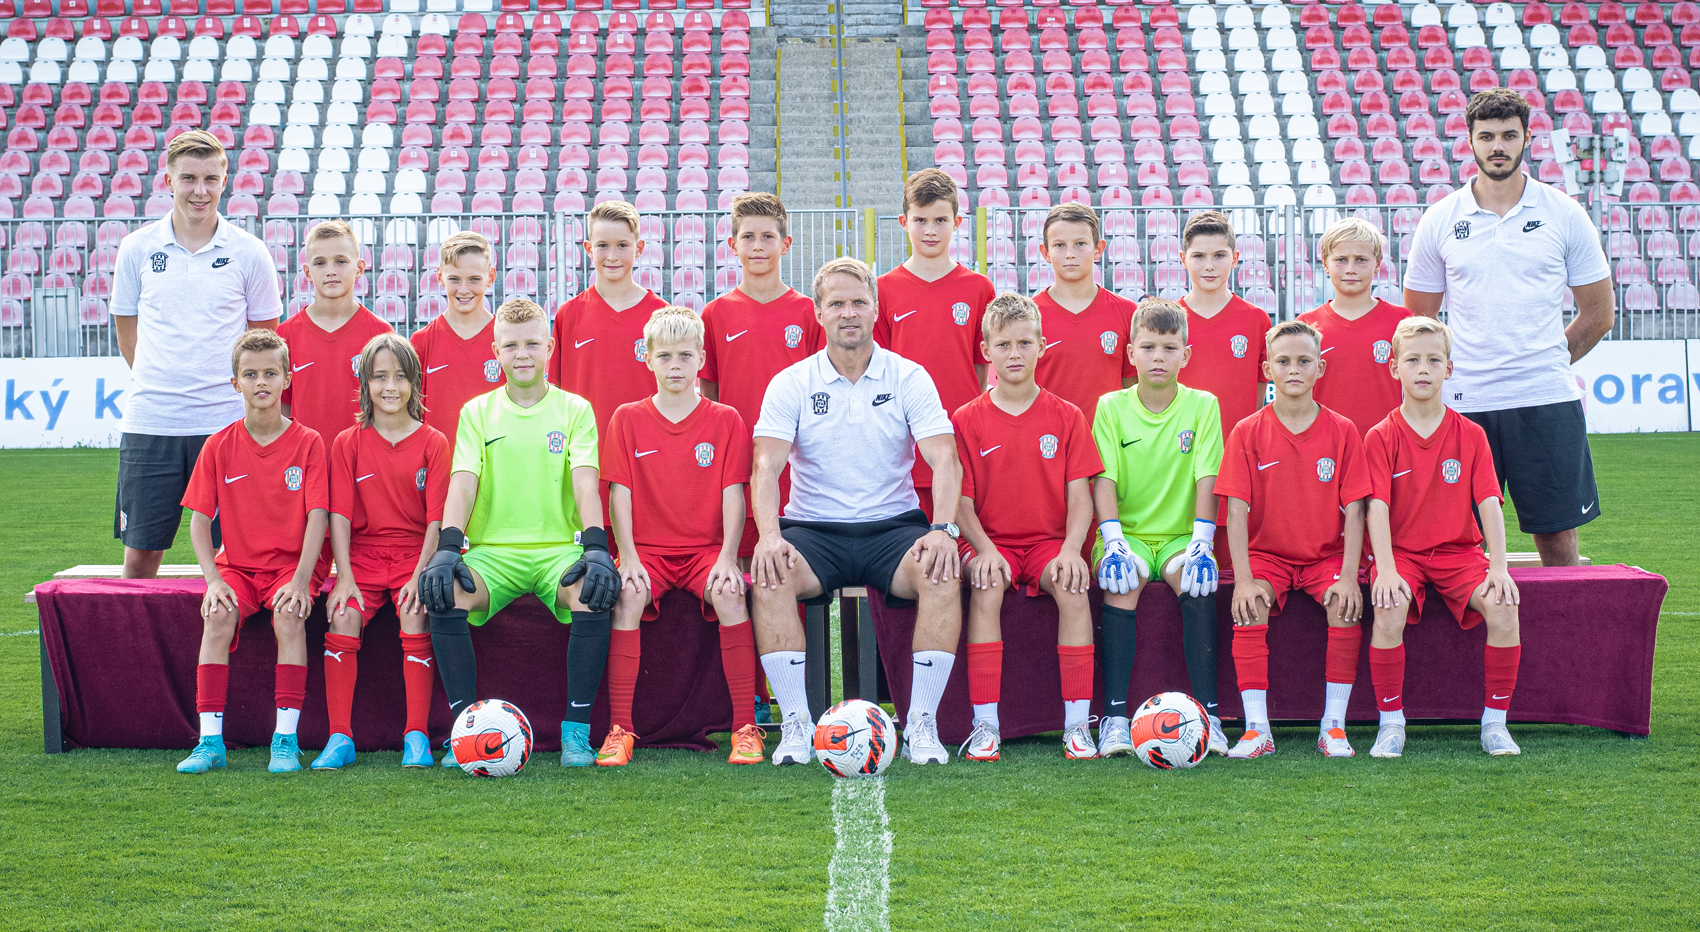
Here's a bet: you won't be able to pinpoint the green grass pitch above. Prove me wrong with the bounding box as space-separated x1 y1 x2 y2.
0 437 1695 931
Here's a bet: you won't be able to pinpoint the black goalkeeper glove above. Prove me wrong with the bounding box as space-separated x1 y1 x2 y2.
420 527 475 614
560 526 620 613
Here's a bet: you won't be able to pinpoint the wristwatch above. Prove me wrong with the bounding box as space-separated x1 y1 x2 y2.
929 522 961 540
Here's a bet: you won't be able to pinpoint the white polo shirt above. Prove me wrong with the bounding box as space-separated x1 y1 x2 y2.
754 344 955 523
1403 174 1611 413
111 214 283 435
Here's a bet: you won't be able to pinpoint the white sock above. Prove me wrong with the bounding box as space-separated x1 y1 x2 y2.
1380 708 1407 727
275 707 301 736
1323 681 1353 731
972 702 999 730
199 712 223 738
908 650 956 720
760 651 810 723
1482 707 1508 726
1240 689 1269 732
1063 699 1090 729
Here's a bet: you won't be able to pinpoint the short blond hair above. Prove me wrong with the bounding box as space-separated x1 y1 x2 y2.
588 199 642 236
304 219 359 254
1132 297 1187 342
983 292 1042 340
811 257 877 309
231 328 288 375
1042 202 1101 245
644 305 705 352
1391 316 1454 358
356 332 424 427
438 230 493 269
730 192 789 240
165 129 227 170
1265 319 1323 351
902 167 960 216
1318 217 1385 265
495 297 545 327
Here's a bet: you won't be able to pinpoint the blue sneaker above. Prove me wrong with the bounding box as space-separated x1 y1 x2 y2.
269 732 303 773
401 730 433 768
440 741 459 769
560 720 595 767
754 696 774 726
177 736 227 774
311 733 356 770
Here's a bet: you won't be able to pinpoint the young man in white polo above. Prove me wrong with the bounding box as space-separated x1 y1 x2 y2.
1402 87 1616 566
110 129 282 577
749 257 967 767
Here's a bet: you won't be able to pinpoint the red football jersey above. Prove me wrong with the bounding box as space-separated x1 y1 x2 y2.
182 418 330 575
1032 287 1138 423
548 286 669 439
700 287 824 430
1297 299 1414 437
276 306 393 442
329 422 451 546
602 397 753 555
1365 406 1501 554
1216 403 1373 565
1178 294 1270 435
952 389 1103 550
409 314 504 448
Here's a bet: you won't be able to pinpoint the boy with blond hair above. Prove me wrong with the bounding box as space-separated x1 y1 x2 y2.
953 294 1104 761
1032 202 1138 423
1297 218 1414 437
602 306 764 767
1365 318 1523 759
277 220 394 443
410 230 504 447
176 330 329 775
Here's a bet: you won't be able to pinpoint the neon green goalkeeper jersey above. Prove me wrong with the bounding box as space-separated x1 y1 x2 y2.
452 384 599 547
1091 383 1224 540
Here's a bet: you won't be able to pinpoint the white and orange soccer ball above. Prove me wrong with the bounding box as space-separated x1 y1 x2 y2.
813 699 897 778
450 699 534 778
1129 692 1211 770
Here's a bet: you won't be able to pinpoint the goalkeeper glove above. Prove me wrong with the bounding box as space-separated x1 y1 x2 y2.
1096 520 1150 595
1167 519 1219 597
560 526 620 613
420 527 475 614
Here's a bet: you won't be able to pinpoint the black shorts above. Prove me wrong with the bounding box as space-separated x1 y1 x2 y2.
780 510 931 609
115 432 220 552
1465 400 1600 535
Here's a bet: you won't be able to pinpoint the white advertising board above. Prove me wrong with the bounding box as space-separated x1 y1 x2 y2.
0 357 133 448
1570 339 1692 433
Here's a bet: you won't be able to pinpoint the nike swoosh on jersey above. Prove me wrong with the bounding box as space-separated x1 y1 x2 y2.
574 338 595 348
979 445 1001 456
1120 439 1140 447
1045 340 1062 349
355 473 376 482
292 363 314 372
1257 461 1280 470
223 474 247 483
635 450 659 457
726 330 749 341
484 436 504 447
893 310 919 322
425 364 451 373
1392 470 1412 478
1320 346 1335 355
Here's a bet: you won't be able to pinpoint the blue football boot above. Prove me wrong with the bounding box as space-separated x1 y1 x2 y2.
755 695 774 726
177 736 227 774
311 733 356 770
269 732 304 773
560 720 595 767
401 730 434 768
440 740 459 768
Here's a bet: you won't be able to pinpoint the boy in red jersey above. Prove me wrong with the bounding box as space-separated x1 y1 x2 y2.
1176 210 1269 434
311 333 451 771
873 168 995 517
1296 218 1413 436
1031 203 1137 423
176 330 329 775
601 307 763 768
276 220 394 441
548 199 669 440
409 231 504 447
1365 318 1522 759
1218 321 1372 761
953 295 1103 762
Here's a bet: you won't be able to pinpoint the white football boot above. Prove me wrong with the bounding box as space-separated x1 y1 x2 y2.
771 710 814 765
1207 714 1230 756
1097 715 1134 757
1480 722 1522 756
1227 728 1276 759
958 719 1000 761
1369 722 1406 758
1063 720 1098 760
1317 722 1355 758
901 711 950 765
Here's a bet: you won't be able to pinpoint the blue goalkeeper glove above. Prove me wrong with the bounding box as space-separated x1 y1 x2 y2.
1167 519 1219 597
420 527 475 614
1096 520 1150 595
560 526 620 613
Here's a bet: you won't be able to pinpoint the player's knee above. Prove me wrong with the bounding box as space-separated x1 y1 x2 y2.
203 609 237 638
272 611 306 635
708 589 747 622
1053 586 1090 611
1371 609 1405 637
1483 603 1519 638
1104 587 1140 611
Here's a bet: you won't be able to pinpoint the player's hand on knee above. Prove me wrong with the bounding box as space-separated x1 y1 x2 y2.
561 526 619 613
1324 578 1362 624
967 550 1009 591
1230 580 1267 627
202 577 239 619
272 578 313 618
1052 551 1091 595
1096 520 1146 595
1371 572 1409 611
396 578 422 617
618 556 651 597
328 575 365 621
421 528 475 614
1478 567 1520 606
707 557 746 597
1175 520 1219 597
912 529 958 584
751 533 795 590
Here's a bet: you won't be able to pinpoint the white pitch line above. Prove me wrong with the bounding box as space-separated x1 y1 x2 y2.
1661 612 1699 616
0 629 40 637
824 777 893 932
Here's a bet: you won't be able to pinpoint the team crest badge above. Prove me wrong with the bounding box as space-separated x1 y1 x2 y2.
283 467 303 491
694 442 715 467
150 251 168 273
1099 331 1118 354
951 302 971 326
784 324 803 348
1039 434 1059 459
1453 221 1472 241
811 392 830 415
1230 334 1249 359
546 431 567 454
483 359 500 382
351 354 361 376
1177 430 1195 454
415 468 427 491
1317 458 1336 482
1441 458 1462 483
634 339 648 363
1372 340 1393 364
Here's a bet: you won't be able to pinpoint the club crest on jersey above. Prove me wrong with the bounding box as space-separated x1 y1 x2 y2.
483 359 500 382
415 468 427 491
634 339 648 363
1099 331 1118 354
1316 457 1336 482
1372 340 1393 364
283 467 303 491
350 354 361 376
546 431 567 454
1441 458 1462 483
1039 434 1059 459
694 442 715 467
951 302 971 326
1230 334 1249 359
1177 430 1195 454
811 392 830 415
150 251 168 273
1453 221 1472 241
784 324 803 348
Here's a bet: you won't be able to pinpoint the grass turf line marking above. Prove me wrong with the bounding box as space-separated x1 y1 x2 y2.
1 630 39 637
824 777 892 932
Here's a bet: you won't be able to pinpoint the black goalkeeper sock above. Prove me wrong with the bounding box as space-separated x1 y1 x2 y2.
429 608 477 718
1179 593 1220 713
564 610 612 725
1099 605 1138 719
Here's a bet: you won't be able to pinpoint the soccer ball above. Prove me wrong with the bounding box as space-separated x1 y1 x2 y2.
450 699 534 777
1129 692 1211 770
813 699 897 778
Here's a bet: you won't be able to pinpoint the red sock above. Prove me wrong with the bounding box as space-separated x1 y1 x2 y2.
400 633 436 735
1326 625 1363 685
195 663 229 714
966 641 1003 706
607 628 642 733
1484 644 1521 711
1057 644 1095 702
275 662 308 711
1369 644 1405 712
322 633 361 738
1232 624 1270 691
718 621 757 730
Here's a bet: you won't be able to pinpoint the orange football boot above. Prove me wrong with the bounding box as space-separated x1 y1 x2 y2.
595 724 636 767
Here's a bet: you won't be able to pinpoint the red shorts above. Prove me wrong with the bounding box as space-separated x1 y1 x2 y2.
1373 546 1488 629
629 547 723 622
344 541 423 623
959 538 1066 597
221 565 325 651
1247 552 1352 616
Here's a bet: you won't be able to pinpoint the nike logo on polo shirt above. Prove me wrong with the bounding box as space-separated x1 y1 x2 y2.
425 364 450 374
224 474 247 483
355 473 376 483
574 339 594 348
726 330 749 342
635 450 659 457
292 363 314 372
1257 461 1280 471
1523 221 1544 233
872 394 894 406
1393 470 1412 478
484 437 504 447
979 445 1001 456
212 257 232 269
893 310 919 322
1120 439 1139 447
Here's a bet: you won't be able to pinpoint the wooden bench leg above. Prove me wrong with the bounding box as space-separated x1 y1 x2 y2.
804 600 829 719
41 633 63 754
